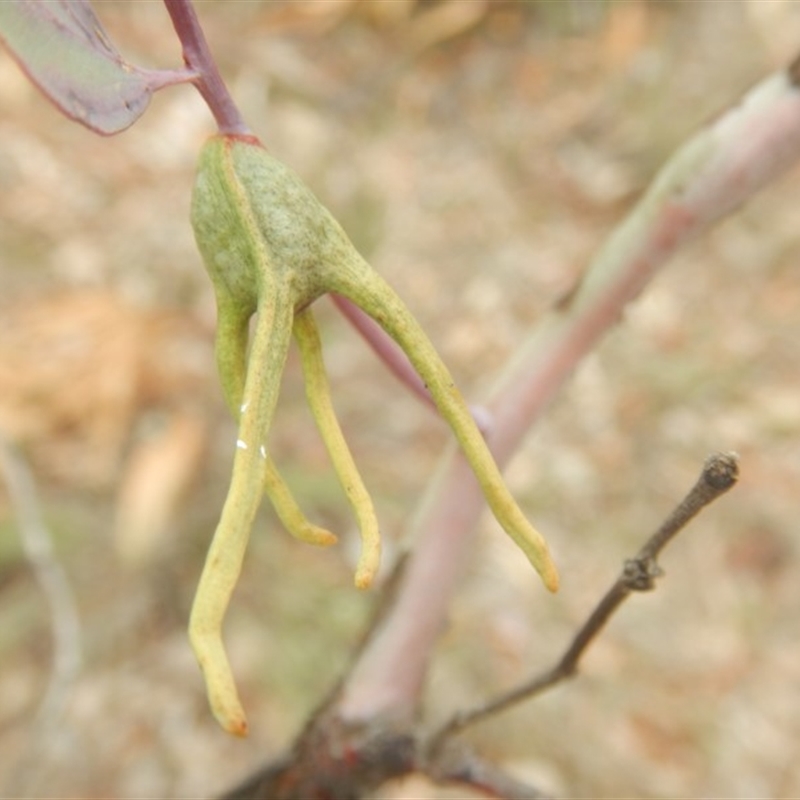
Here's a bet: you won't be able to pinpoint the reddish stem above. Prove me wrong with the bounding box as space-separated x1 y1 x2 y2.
163 0 250 136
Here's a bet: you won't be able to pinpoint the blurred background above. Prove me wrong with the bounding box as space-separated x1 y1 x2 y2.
1 1 799 797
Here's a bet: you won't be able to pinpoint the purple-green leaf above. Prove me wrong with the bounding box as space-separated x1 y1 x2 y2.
0 0 195 135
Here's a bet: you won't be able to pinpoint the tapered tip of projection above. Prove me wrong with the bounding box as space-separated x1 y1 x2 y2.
217 710 249 738
299 525 339 547
209 686 250 737
190 622 251 737
217 717 250 739
539 557 560 593
512 521 559 592
353 536 381 590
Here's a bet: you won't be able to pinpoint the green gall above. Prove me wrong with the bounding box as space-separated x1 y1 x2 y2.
188 134 559 735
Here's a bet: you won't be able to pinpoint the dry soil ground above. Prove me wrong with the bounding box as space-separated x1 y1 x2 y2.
1 2 799 798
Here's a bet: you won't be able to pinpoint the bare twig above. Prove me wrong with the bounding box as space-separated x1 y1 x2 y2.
427 452 739 748
0 437 82 794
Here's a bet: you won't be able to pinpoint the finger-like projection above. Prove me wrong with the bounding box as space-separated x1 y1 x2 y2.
190 134 559 736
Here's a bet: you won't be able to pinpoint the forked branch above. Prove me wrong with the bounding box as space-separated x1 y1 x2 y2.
219 453 739 799
427 452 739 751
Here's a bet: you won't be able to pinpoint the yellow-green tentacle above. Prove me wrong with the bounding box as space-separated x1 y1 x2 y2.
213 293 334 548
293 308 381 589
188 286 293 736
263 463 338 547
328 258 559 592
213 298 250 418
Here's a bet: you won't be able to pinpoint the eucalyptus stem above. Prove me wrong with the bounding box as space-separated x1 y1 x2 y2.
163 0 250 135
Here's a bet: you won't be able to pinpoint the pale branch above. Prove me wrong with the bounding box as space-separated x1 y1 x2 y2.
336 51 800 726
487 53 800 463
427 452 739 749
0 437 83 796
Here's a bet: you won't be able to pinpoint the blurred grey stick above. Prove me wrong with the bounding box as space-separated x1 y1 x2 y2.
0 437 82 793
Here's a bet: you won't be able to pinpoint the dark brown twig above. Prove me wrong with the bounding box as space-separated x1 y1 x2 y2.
427 738 552 800
427 452 739 751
